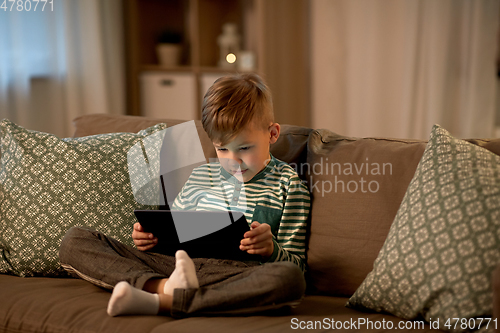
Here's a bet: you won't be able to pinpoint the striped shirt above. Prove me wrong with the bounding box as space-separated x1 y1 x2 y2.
171 155 311 272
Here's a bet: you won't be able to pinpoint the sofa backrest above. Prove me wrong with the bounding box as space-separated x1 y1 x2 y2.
304 130 500 296
73 114 500 297
304 130 427 296
72 114 313 167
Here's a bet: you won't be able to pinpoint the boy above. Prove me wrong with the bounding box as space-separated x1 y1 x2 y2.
59 73 311 317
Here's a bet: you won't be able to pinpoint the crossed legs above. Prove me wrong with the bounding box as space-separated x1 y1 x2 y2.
59 227 306 318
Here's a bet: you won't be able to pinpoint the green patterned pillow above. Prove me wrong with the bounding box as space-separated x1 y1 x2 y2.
0 119 167 277
347 125 500 332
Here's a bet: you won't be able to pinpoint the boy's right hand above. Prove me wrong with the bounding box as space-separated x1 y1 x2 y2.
132 222 158 251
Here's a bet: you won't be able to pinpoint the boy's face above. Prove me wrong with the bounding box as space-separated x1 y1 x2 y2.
213 122 280 183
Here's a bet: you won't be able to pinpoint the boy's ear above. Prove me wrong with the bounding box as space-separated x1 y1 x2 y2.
269 123 280 144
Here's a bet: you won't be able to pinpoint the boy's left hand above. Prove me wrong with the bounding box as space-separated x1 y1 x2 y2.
240 221 274 259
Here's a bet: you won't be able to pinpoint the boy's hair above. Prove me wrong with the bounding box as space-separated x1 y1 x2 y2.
201 73 274 145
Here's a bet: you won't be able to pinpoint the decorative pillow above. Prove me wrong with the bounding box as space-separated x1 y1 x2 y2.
347 125 500 332
0 119 167 277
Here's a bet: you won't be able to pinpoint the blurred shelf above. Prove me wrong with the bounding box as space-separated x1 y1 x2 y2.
124 0 262 118
123 0 311 127
141 65 194 72
141 64 250 74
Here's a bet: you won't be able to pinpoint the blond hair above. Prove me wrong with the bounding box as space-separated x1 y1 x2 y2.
201 73 274 145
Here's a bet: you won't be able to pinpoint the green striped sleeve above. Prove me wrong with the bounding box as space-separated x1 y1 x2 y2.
266 169 310 272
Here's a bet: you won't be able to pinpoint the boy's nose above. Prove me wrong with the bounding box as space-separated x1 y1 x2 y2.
229 158 242 166
227 153 242 165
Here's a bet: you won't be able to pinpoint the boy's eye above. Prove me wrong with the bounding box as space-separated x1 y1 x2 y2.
215 146 251 152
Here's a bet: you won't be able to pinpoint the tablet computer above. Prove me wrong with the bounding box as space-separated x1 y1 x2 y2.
133 210 261 261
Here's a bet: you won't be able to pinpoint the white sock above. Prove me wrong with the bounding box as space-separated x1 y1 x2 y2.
107 281 160 317
163 250 199 296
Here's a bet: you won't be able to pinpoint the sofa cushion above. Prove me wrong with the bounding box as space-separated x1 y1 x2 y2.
305 130 427 296
347 125 500 331
0 274 173 333
0 119 167 276
305 128 500 298
0 273 438 333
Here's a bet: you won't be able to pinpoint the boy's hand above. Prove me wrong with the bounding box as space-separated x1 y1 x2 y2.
240 221 274 259
132 222 157 251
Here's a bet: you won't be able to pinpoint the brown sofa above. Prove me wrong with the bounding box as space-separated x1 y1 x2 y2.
1 113 499 333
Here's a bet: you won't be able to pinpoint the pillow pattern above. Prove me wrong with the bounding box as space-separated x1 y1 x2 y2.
347 124 500 332
0 119 167 277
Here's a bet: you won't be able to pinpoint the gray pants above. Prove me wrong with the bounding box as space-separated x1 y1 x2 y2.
58 227 306 318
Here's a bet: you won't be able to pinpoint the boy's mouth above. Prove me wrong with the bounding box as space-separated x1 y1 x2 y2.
231 169 248 174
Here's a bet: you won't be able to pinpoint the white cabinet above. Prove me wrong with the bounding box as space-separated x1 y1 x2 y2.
140 72 197 120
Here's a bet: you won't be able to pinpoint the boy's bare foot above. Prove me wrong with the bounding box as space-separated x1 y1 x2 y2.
163 250 199 295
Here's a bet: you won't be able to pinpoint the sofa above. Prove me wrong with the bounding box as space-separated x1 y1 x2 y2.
1 113 499 333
